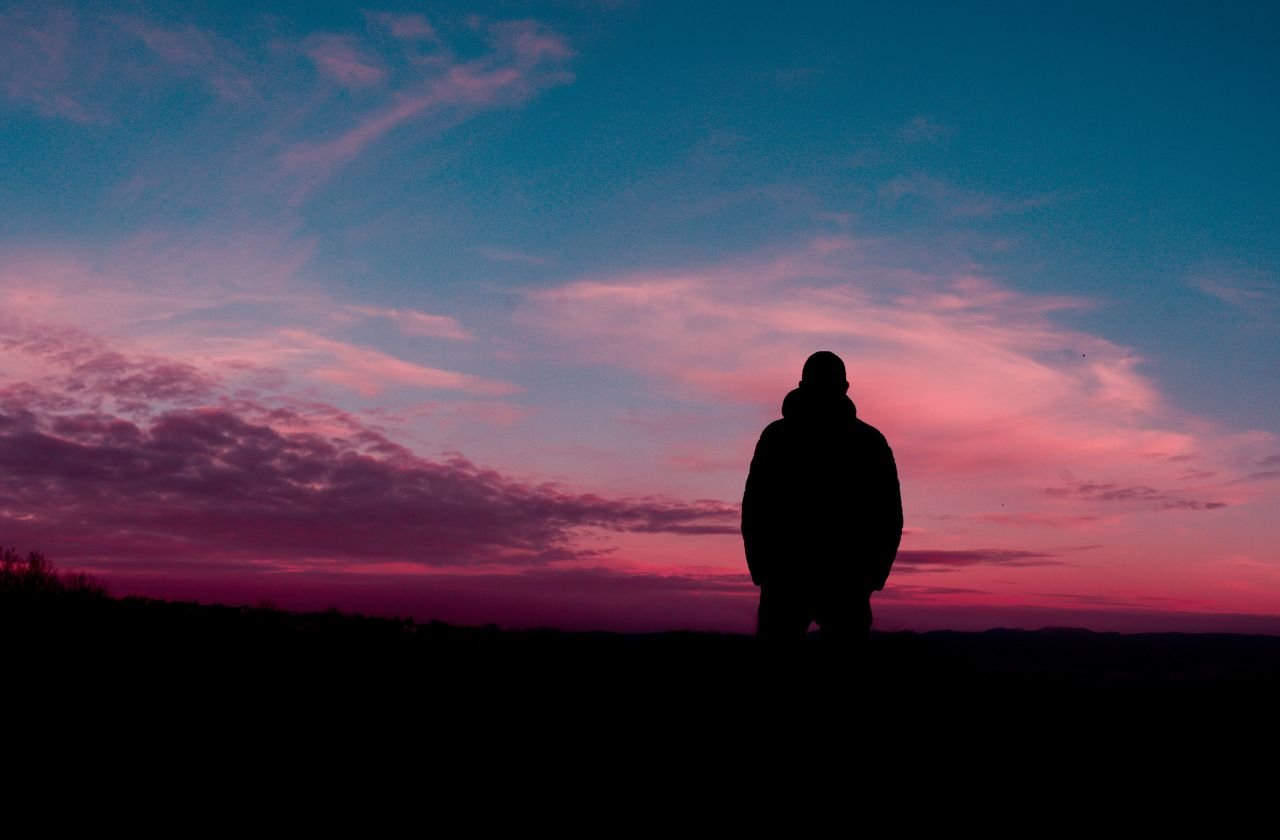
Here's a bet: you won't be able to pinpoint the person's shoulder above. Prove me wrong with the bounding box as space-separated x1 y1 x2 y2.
758 418 786 442
852 417 892 449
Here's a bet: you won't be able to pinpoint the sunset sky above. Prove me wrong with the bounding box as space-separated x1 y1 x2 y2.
2 0 1277 633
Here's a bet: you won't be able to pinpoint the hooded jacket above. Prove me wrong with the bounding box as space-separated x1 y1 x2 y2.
741 386 903 592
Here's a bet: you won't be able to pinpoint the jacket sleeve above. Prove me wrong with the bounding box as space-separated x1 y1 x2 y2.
869 436 903 592
741 424 781 587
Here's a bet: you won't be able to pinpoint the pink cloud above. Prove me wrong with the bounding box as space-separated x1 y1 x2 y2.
305 34 386 88
114 17 254 101
0 237 324 361
364 400 532 432
0 5 101 122
278 18 572 195
5 229 1277 628
488 20 574 63
0 289 1132 631
0 247 507 407
277 330 514 396
366 12 438 42
476 247 553 266
894 549 1064 569
347 305 474 340
1043 481 1228 511
1 6 573 214
516 237 1280 615
1194 276 1280 311
278 66 519 180
0 313 219 414
518 238 1269 488
0 6 260 122
0 378 739 576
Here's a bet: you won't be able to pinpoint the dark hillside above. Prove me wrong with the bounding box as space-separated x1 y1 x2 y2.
6 549 1278 753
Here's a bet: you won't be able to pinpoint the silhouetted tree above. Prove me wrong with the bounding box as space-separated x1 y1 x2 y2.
0 546 107 597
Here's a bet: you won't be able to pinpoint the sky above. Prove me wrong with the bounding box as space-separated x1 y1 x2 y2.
1 0 1278 633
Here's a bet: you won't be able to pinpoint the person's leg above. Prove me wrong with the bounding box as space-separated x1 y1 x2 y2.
814 588 872 651
756 584 814 646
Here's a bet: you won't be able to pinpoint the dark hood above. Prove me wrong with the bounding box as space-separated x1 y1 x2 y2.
781 386 857 423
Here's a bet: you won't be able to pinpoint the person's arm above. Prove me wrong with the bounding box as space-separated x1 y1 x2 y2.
741 424 781 587
870 437 903 592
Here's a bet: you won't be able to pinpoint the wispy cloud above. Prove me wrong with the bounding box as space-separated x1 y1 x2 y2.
347 305 474 340
895 549 1064 569
0 247 508 408
278 18 573 196
277 68 517 175
1227 471 1280 485
271 330 514 396
519 236 1185 474
365 12 439 43
899 115 948 145
879 174 1059 218
971 512 1104 529
1194 276 1280 311
1 3 573 207
114 16 255 101
0 5 103 122
517 234 1278 571
304 34 386 88
476 247 553 266
1043 481 1228 511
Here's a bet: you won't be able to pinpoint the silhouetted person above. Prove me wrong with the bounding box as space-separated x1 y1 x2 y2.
741 351 903 650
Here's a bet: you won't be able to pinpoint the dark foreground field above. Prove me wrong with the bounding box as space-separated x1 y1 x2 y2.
9 585 1280 728
10 582 1280 805
9 589 1275 808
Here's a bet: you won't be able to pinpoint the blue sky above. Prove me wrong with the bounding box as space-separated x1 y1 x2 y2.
7 1 1275 426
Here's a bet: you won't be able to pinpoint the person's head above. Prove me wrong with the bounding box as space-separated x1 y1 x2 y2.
799 350 849 395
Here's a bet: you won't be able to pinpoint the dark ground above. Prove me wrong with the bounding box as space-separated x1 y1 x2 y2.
8 584 1280 805
9 587 1280 717
8 557 1272 805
